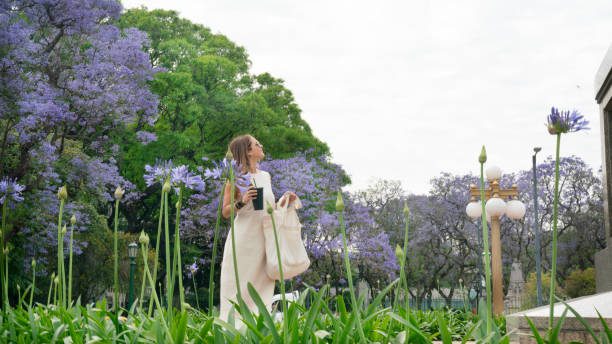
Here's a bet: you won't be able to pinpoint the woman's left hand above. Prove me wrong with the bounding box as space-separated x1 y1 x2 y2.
280 192 297 207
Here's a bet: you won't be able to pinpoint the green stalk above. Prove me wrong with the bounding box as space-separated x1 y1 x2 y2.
164 189 172 322
267 202 288 342
29 261 36 308
149 190 165 316
228 161 242 302
113 198 119 314
56 198 64 308
208 186 225 315
142 244 174 343
60 227 66 308
1 201 7 310
192 275 199 310
399 205 411 336
47 273 54 306
479 161 493 334
337 192 366 342
549 133 561 329
68 221 74 307
173 186 185 311
139 251 147 313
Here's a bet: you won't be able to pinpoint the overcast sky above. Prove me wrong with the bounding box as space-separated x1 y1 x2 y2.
122 0 612 194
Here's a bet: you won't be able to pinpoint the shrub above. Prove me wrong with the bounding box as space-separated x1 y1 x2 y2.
563 268 595 298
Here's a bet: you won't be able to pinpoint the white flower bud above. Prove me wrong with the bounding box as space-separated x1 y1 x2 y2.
57 185 68 200
162 180 171 193
114 185 124 200
61 224 67 235
70 214 76 225
335 192 345 212
139 231 149 245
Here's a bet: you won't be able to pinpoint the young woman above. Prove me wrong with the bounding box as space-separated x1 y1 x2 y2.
219 134 296 322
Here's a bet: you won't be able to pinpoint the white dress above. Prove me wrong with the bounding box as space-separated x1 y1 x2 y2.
219 170 277 322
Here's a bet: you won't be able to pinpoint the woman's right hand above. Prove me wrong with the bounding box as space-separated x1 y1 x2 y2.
242 186 258 203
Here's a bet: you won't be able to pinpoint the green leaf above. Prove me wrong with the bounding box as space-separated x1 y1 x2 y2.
247 283 281 344
525 316 546 344
436 312 452 344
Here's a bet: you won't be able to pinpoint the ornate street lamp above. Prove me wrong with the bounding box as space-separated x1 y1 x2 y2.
127 242 138 309
466 165 525 315
532 147 543 306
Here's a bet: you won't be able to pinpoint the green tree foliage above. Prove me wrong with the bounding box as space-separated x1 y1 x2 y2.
563 268 595 299
117 8 328 179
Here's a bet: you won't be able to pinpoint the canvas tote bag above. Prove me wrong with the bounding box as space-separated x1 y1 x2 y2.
263 193 310 280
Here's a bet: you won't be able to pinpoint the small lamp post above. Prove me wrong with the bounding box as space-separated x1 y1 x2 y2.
127 242 138 310
466 165 526 315
532 147 543 306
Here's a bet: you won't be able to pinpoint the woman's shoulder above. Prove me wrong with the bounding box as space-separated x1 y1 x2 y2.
255 169 270 176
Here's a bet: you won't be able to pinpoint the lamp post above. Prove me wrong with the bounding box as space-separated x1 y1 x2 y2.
532 147 543 306
127 242 138 310
466 165 526 316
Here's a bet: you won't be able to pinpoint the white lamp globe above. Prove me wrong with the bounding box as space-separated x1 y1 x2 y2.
506 199 526 220
486 211 491 223
485 165 502 181
485 197 506 217
466 201 482 218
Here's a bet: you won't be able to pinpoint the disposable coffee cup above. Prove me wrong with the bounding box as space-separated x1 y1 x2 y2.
253 187 264 210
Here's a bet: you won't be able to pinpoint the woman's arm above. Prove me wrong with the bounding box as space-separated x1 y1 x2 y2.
221 182 258 218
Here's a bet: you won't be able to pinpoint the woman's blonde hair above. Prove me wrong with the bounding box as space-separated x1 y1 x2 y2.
229 134 254 173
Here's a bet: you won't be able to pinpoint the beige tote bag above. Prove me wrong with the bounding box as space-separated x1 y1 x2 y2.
263 193 310 280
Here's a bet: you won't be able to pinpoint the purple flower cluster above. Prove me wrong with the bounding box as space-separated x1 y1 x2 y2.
204 158 251 194
547 107 590 135
144 160 205 193
0 177 25 205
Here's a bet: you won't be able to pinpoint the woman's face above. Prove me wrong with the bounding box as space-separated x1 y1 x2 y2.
248 136 265 161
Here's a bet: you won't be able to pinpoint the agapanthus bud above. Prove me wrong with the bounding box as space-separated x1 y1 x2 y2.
17 284 20 291
335 191 345 212
31 259 36 268
54 276 59 284
70 214 76 225
3 247 8 254
139 231 149 245
266 201 274 214
478 146 487 164
114 185 124 200
162 180 171 193
182 302 192 310
225 149 233 160
61 224 67 235
403 201 410 217
395 244 404 258
57 185 68 200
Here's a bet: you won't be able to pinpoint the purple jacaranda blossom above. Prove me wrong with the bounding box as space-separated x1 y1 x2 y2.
0 177 25 204
547 107 590 135
135 130 157 145
171 165 205 193
143 159 174 187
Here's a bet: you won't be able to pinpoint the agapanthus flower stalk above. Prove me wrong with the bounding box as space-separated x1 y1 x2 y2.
266 200 288 342
478 147 493 334
67 214 75 307
546 107 589 330
336 191 366 342
113 192 120 315
29 259 36 308
208 185 225 315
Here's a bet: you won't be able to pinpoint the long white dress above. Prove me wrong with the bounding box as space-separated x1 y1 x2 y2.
219 170 277 322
